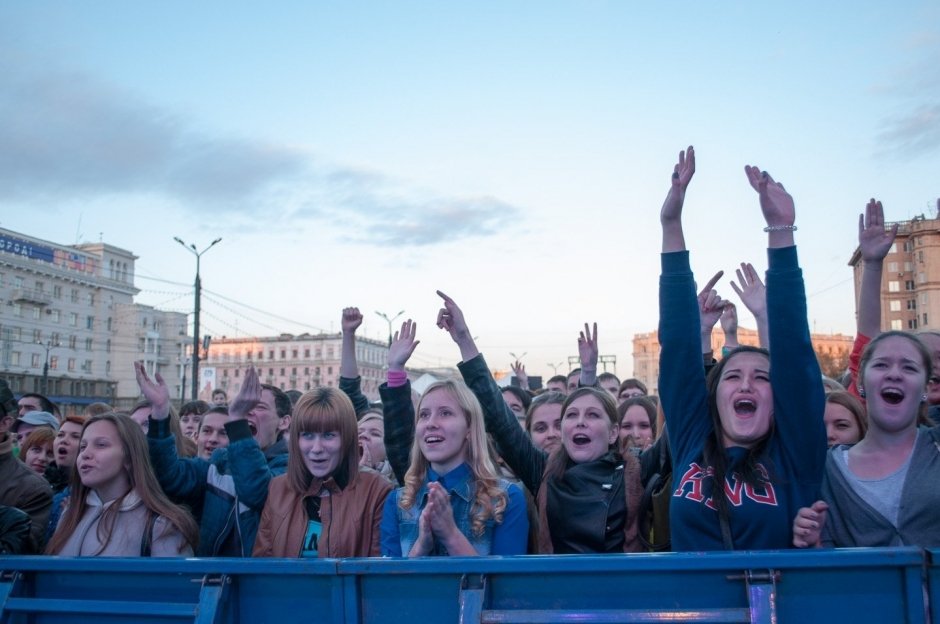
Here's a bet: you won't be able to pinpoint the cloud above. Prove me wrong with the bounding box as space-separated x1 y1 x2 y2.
0 46 521 244
0 60 307 208
873 27 940 158
877 104 940 157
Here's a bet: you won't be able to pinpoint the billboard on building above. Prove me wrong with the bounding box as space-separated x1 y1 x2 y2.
199 367 217 401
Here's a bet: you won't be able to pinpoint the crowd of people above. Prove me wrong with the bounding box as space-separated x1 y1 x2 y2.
1 146 937 559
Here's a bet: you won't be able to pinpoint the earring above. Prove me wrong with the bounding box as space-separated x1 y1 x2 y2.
858 388 866 398
923 394 929 403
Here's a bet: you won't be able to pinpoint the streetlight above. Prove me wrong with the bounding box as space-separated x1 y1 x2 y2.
375 310 405 346
509 351 527 362
37 338 60 396
174 236 222 400
547 361 563 375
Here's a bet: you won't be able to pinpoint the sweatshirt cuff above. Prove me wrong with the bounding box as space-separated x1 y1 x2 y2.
767 245 798 271
224 418 253 442
661 250 691 274
147 417 172 439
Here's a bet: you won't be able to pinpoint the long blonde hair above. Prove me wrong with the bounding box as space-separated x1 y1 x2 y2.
399 380 507 536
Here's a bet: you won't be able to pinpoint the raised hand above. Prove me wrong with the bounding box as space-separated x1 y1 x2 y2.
511 360 528 389
792 500 828 548
720 304 738 335
744 166 794 228
859 199 898 263
697 271 726 335
730 263 767 319
341 307 363 334
578 322 599 370
661 146 695 223
388 320 420 372
230 366 262 421
134 361 170 420
436 290 479 361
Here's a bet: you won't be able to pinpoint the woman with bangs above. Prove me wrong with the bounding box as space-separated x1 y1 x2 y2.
253 388 391 558
379 344 529 557
45 413 197 557
19 428 55 476
618 397 657 454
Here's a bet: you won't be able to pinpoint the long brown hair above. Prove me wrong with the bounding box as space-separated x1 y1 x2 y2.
399 381 507 537
287 388 360 494
45 413 198 555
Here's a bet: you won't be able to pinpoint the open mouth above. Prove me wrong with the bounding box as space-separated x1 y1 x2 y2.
424 435 444 446
881 388 905 405
571 433 592 446
56 447 68 457
247 422 258 436
734 399 757 415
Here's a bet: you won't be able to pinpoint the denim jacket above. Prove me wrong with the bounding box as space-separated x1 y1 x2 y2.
401 464 501 556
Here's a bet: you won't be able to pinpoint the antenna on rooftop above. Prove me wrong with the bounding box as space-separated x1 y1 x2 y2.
75 213 84 244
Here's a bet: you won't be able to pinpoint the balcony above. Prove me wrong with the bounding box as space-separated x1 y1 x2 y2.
11 288 52 307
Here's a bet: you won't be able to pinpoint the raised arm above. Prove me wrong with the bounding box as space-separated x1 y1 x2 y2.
744 166 826 476
339 306 371 416
437 291 547 495
381 320 420 484
857 200 897 338
720 304 740 351
730 262 770 349
657 146 710 460
661 146 695 253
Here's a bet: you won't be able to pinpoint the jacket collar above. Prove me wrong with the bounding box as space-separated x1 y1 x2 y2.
424 463 473 503
87 489 144 512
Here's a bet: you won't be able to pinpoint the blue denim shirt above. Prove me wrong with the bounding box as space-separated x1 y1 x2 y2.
380 463 528 556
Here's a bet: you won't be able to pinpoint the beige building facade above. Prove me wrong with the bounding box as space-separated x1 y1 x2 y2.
632 327 853 396
849 211 940 334
205 333 389 402
0 227 189 412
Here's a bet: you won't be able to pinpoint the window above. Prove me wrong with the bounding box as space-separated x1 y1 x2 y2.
891 319 903 331
33 329 41 342
924 313 929 326
315 348 322 358
106 339 111 353
908 300 917 311
905 262 913 272
919 272 927 284
327 366 333 375
327 347 334 359
888 281 900 292
280 349 286 359
279 368 285 376
106 361 111 374
107 318 112 331
14 276 23 289
223 369 229 378
905 280 915 291
85 338 93 351
890 301 901 312
69 313 77 326
268 368 274 377
30 353 40 368
49 356 58 370
268 350 274 360
888 262 899 273
53 285 62 299
50 309 60 322
70 289 79 303
304 348 310 358
292 349 298 358
50 332 60 345
83 360 92 372
304 367 309 375
292 367 297 375
922 294 929 305
889 243 897 254
69 335 77 349
86 316 94 330
12 304 21 317
234 369 240 378
257 351 263 360
88 293 95 306
31 306 40 320
909 319 919 330
904 240 914 252
919 251 925 263
10 352 20 366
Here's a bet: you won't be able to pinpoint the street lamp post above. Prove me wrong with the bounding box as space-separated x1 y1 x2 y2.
375 310 405 346
38 339 60 396
547 361 563 375
174 236 222 401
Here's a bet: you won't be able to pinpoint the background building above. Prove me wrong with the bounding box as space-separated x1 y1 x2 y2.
206 333 389 402
0 227 189 413
632 327 853 396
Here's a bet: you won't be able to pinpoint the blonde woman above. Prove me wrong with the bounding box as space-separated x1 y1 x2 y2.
380 323 528 556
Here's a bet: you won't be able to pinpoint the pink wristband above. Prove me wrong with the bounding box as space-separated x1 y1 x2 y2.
387 370 408 388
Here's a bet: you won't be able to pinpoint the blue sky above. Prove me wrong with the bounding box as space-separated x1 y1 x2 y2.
2 2 938 379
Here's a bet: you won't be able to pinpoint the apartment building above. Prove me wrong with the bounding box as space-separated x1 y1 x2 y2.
0 227 188 411
205 333 389 402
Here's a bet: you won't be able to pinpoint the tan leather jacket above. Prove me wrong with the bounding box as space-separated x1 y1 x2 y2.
253 470 392 558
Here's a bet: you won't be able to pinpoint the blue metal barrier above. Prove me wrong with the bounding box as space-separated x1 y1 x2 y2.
0 548 929 624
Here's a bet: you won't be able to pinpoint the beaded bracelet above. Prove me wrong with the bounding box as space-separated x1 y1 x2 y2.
763 224 798 232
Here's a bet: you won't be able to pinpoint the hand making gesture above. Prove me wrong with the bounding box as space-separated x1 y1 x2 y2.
436 290 480 362
134 361 170 420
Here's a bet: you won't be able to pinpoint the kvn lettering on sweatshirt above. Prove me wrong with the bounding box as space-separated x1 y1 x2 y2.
673 462 778 509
